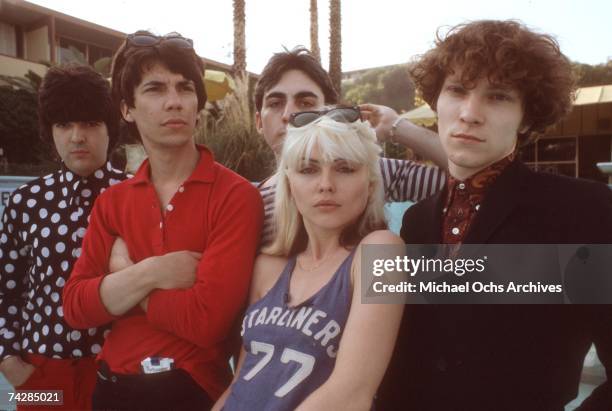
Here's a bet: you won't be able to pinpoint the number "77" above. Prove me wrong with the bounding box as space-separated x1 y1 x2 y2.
242 340 316 397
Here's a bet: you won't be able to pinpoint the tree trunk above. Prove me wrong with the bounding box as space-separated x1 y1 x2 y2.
310 0 321 62
328 0 341 95
233 0 247 78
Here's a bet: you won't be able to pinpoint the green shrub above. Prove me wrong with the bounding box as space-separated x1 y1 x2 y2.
196 76 275 182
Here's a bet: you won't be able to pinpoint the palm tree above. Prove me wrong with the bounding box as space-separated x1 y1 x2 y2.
328 0 342 94
233 0 247 78
310 0 321 63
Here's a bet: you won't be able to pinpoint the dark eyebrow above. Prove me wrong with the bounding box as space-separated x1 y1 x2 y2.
178 80 195 87
294 91 319 100
141 80 165 88
264 92 287 101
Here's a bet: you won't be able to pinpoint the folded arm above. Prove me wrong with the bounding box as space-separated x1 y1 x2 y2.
144 183 263 348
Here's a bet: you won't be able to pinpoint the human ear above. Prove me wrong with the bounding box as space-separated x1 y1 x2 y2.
120 101 134 123
255 111 263 134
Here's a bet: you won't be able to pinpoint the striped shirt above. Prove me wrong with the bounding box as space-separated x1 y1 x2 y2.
257 157 445 245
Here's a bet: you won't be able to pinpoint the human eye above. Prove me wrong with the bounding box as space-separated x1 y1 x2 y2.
54 122 69 129
445 84 466 95
335 161 356 173
181 82 196 92
299 166 317 175
85 121 103 127
265 98 283 109
490 92 513 102
298 161 319 174
298 98 317 109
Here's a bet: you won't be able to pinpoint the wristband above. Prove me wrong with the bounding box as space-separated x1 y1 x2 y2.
388 117 405 142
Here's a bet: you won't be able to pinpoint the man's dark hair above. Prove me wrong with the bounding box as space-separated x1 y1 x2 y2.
410 20 576 141
254 47 338 112
110 30 206 141
38 64 118 152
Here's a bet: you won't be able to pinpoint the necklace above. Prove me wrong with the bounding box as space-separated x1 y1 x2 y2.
296 251 336 272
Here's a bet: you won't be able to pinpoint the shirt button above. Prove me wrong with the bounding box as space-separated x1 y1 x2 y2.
451 227 460 235
178 186 185 193
84 201 90 206
475 204 481 211
458 183 466 190
443 207 448 213
111 376 117 383
159 222 163 229
166 204 174 212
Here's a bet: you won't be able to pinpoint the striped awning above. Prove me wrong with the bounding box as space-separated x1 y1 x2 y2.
573 85 612 106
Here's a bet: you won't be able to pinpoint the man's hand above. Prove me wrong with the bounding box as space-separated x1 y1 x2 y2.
0 356 35 387
148 251 202 290
359 103 399 143
109 237 133 273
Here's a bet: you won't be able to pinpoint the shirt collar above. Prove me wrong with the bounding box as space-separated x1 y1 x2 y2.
445 152 516 199
60 161 122 203
128 144 216 186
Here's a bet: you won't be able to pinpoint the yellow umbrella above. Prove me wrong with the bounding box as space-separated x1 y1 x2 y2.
204 70 235 102
401 103 437 127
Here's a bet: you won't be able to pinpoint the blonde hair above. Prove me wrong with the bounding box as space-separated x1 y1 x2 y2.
263 116 386 256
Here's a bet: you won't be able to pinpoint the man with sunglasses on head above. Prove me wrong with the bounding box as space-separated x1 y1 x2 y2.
62 31 262 410
0 65 128 410
254 47 447 244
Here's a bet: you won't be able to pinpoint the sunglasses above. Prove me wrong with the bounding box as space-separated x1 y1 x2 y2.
126 32 194 50
289 106 362 128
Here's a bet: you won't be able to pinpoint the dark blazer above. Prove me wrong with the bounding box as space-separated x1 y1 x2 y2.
378 161 612 411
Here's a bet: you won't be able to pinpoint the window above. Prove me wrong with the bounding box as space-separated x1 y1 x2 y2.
0 22 17 57
57 37 86 64
88 45 112 66
519 136 578 178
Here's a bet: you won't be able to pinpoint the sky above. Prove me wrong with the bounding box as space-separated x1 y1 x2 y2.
30 0 612 74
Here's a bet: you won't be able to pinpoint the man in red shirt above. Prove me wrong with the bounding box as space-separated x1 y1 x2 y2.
62 31 262 410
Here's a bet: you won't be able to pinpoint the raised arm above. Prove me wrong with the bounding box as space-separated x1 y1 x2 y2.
360 103 447 168
296 230 405 411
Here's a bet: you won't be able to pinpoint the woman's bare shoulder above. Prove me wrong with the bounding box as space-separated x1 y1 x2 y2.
249 253 289 303
359 229 404 246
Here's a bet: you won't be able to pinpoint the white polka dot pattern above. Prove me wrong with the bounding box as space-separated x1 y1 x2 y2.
0 163 128 360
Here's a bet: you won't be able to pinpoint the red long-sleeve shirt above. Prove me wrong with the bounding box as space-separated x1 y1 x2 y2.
62 145 263 399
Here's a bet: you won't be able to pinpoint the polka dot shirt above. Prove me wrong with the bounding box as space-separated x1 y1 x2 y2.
0 162 128 360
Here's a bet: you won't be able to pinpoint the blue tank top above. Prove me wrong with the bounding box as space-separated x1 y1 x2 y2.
223 249 356 411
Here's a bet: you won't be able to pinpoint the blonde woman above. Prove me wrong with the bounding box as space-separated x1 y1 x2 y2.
214 107 404 411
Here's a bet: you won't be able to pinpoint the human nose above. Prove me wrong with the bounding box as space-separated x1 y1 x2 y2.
70 124 86 143
459 93 484 125
318 168 336 193
281 101 297 124
164 88 183 111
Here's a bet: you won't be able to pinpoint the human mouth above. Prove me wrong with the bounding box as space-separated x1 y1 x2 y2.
70 149 90 157
315 200 340 210
452 133 485 143
162 119 188 128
